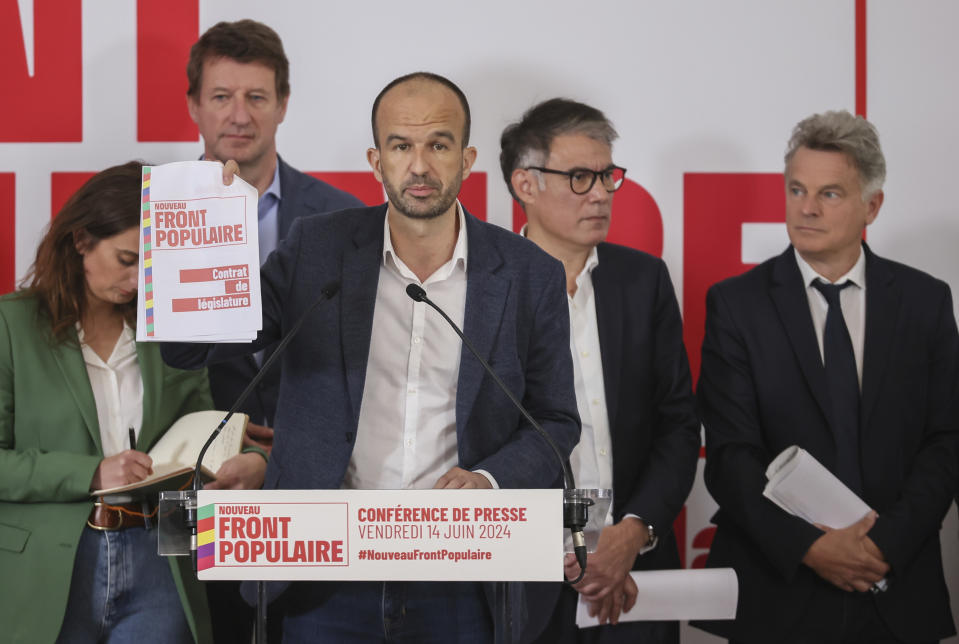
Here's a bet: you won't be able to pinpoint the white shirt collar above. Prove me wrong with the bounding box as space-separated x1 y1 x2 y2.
383 201 468 280
794 245 866 289
519 224 599 283
77 319 136 367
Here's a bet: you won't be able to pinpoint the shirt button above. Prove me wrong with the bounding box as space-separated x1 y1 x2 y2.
599 448 608 457
406 439 414 447
581 351 589 358
592 399 600 405
413 337 421 344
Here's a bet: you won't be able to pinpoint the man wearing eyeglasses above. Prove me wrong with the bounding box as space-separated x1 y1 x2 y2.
500 98 699 643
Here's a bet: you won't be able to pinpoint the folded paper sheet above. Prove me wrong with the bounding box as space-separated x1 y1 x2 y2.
763 445 871 529
575 568 738 626
137 161 261 342
763 445 887 591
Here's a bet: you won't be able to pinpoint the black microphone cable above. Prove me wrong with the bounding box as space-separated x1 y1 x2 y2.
405 283 590 584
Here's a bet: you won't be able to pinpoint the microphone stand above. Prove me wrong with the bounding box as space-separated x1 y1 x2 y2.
185 280 340 644
404 284 592 644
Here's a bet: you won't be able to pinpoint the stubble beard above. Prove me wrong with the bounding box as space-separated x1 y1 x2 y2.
384 172 462 221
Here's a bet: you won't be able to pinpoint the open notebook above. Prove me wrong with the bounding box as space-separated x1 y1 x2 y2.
91 410 248 497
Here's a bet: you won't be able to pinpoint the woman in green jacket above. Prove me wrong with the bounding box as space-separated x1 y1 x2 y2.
0 161 263 643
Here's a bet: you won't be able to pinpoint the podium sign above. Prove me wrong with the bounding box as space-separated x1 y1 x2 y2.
196 489 563 581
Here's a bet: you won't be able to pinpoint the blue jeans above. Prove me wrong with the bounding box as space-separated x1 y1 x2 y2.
281 581 493 643
56 525 193 643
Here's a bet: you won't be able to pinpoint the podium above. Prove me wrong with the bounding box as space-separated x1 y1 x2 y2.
160 488 580 642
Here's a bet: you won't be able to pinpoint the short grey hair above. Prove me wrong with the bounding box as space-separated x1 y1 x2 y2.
785 110 886 200
500 98 618 203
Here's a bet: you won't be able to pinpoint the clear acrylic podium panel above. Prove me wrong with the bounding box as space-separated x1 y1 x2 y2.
158 490 196 556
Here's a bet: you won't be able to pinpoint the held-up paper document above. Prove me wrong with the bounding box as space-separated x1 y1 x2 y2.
763 445 888 591
763 445 871 529
575 568 738 626
137 161 261 342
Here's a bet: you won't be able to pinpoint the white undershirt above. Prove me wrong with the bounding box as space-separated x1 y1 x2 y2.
78 321 144 456
794 247 867 387
345 204 495 489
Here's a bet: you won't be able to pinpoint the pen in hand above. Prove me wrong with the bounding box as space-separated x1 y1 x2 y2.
128 426 136 451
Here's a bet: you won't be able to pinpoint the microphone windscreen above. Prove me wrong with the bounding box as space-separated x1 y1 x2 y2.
321 281 341 299
405 283 427 302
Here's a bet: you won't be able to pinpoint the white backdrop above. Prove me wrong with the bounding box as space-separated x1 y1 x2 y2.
1 1 957 640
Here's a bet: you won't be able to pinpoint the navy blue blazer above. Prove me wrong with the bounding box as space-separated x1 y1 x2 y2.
695 245 959 643
206 156 363 424
163 204 581 637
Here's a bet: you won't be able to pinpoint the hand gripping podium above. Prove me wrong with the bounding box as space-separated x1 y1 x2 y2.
159 488 600 643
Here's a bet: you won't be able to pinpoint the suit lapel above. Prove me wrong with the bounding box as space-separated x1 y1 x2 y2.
456 214 508 434
51 330 102 454
135 341 162 450
592 246 623 427
340 206 386 425
860 247 899 434
276 157 299 241
769 248 833 425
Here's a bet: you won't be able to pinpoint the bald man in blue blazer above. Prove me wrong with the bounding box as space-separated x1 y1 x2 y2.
164 72 579 643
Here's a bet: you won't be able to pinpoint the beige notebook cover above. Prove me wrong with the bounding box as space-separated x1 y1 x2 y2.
92 410 248 497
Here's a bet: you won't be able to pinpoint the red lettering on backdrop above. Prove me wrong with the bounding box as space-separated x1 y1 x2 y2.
511 178 664 257
456 173 487 221
0 0 82 141
690 526 717 569
682 173 785 384
309 171 488 221
308 172 384 207
51 172 96 219
136 0 198 141
672 506 687 569
0 174 14 294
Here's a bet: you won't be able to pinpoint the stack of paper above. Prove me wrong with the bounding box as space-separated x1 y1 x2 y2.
764 445 887 591
763 445 871 529
575 568 738 626
136 161 261 342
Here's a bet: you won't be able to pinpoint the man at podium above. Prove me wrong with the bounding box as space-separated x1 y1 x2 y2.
163 72 580 642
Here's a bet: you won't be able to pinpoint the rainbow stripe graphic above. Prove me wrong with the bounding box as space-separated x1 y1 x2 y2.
141 167 155 337
197 503 216 571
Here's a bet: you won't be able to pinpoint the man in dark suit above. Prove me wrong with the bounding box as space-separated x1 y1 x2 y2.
695 110 959 643
186 19 363 436
500 98 700 643
164 72 580 642
184 20 364 642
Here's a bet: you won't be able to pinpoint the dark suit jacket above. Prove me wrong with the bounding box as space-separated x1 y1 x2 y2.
524 243 700 642
163 204 581 640
206 156 363 424
695 245 959 643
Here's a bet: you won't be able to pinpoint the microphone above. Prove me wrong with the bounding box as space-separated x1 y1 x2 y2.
187 280 342 564
404 283 590 583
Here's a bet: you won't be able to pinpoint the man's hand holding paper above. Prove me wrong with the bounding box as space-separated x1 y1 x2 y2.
136 160 261 343
801 511 890 592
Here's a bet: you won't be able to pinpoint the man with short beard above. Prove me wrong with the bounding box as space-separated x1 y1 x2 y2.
184 21 364 642
163 71 580 642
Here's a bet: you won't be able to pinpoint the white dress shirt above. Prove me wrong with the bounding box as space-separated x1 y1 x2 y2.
78 321 144 457
795 247 867 387
566 248 615 499
345 204 490 489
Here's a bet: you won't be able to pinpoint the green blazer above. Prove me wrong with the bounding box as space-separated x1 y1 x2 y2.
0 293 214 644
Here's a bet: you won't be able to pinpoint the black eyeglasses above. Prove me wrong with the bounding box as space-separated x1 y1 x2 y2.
526 165 627 194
